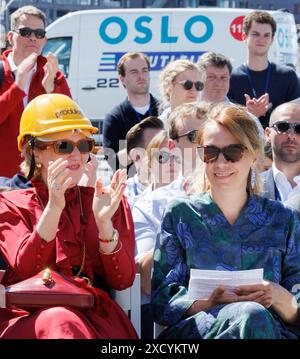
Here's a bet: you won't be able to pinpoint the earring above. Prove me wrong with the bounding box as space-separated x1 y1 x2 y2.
36 163 42 169
251 168 256 190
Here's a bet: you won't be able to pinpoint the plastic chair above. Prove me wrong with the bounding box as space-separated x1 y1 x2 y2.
113 273 141 338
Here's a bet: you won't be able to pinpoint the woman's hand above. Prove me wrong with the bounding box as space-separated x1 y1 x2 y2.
93 169 127 225
234 280 274 308
47 158 73 211
186 284 267 316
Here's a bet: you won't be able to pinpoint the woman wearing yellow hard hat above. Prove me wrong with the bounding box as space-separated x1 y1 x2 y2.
0 94 138 339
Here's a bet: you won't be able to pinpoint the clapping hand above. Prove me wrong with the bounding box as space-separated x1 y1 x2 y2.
42 52 59 93
245 93 270 118
93 169 127 225
47 158 73 211
15 52 38 92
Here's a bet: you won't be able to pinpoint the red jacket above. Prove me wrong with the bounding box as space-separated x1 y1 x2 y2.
0 49 72 177
0 182 137 338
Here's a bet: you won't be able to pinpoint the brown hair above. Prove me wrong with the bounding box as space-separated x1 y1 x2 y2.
11 6 46 30
243 11 276 37
198 52 232 75
197 104 263 194
117 52 150 77
126 116 164 156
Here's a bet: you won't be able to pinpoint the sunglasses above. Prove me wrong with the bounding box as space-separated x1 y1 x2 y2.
198 144 246 163
35 138 95 154
14 27 46 39
272 121 300 135
174 129 198 144
154 151 181 164
176 80 204 91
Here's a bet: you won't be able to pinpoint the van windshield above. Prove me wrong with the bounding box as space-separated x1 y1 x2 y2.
42 37 72 78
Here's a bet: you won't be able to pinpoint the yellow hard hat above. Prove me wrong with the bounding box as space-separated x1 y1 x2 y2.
18 94 98 151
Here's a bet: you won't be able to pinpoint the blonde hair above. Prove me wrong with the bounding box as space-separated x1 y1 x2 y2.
196 103 263 194
159 59 205 110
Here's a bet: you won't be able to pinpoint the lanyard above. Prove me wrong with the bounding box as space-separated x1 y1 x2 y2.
273 180 282 201
245 62 271 99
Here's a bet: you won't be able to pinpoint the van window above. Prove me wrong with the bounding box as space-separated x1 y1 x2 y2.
42 37 72 78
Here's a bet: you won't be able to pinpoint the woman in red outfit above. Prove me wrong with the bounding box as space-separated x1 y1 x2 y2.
0 94 137 339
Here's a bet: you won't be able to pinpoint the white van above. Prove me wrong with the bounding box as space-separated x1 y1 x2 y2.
43 7 298 140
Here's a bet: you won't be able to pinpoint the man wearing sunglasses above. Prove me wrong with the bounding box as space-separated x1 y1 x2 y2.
260 102 300 202
0 6 71 178
228 11 300 129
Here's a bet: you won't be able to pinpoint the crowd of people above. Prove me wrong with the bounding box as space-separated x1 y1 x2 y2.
0 6 300 339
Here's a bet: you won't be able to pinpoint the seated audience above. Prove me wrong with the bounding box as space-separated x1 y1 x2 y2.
133 102 209 339
123 116 164 208
151 103 300 339
261 102 300 201
0 94 137 339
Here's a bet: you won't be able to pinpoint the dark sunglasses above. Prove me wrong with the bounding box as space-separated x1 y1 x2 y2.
174 129 198 144
272 121 300 135
154 151 181 164
35 138 95 154
198 144 246 163
176 80 204 91
14 27 46 39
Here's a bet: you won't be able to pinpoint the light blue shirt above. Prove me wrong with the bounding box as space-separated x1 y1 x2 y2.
132 173 187 304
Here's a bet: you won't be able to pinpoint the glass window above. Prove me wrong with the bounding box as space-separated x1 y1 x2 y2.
42 37 72 78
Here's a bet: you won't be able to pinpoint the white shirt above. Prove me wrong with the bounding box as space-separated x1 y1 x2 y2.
124 174 147 209
273 163 300 201
7 52 36 107
132 104 150 115
132 173 186 304
159 107 171 129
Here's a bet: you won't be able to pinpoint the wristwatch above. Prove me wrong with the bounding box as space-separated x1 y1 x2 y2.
99 228 119 243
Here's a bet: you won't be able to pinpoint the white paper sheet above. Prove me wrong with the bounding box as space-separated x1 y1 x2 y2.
188 268 264 300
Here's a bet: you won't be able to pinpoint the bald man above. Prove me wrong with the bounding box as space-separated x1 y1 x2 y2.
260 102 300 201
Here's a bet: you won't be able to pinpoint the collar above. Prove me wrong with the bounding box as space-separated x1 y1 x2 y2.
272 163 300 184
6 50 38 73
7 52 17 72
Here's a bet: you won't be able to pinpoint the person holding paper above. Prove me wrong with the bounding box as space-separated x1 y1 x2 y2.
151 103 300 339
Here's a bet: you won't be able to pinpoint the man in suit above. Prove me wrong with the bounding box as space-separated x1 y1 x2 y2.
260 102 300 201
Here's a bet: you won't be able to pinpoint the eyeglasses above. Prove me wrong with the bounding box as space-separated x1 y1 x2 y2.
35 138 95 154
198 144 246 163
173 129 198 143
176 80 204 91
154 151 181 164
14 27 46 39
272 121 300 135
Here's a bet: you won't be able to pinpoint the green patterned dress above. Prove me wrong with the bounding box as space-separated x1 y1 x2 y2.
151 192 300 339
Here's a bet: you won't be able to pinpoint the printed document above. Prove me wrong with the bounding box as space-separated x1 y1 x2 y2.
188 268 264 300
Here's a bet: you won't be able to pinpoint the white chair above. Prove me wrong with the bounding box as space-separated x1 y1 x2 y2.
153 322 166 338
113 273 141 338
0 270 6 308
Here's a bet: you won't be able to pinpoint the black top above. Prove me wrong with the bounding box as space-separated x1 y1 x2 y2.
228 62 300 128
102 94 159 170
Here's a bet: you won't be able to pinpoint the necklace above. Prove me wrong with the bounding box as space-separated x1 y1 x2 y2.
35 187 86 279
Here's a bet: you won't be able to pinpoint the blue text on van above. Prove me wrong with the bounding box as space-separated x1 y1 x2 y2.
99 15 213 44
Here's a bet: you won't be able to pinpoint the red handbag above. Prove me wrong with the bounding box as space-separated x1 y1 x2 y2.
5 269 94 310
